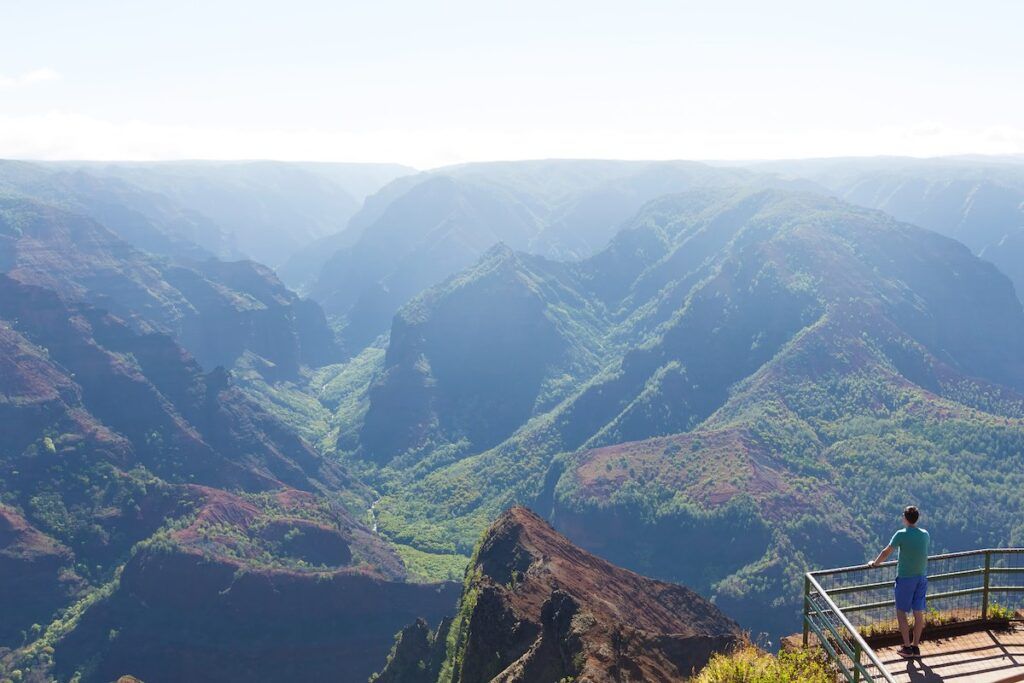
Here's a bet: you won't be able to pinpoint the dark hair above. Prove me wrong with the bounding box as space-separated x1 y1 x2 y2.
904 506 920 524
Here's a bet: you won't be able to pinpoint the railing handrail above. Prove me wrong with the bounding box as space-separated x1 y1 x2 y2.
802 547 1024 683
805 571 897 683
811 547 1024 577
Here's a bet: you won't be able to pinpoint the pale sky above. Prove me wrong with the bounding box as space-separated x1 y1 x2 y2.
2 0 1023 168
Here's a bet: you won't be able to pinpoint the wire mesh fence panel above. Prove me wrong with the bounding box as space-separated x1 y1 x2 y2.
988 549 1024 616
805 575 894 682
803 549 1024 683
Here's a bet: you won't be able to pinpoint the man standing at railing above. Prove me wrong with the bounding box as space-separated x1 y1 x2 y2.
868 505 931 658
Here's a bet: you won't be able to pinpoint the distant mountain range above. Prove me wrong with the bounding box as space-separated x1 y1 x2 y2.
0 196 340 376
0 159 411 267
357 186 1024 638
3 155 1024 681
302 160 822 351
747 156 1024 301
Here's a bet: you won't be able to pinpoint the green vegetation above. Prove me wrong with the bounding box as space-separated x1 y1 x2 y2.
436 537 486 683
163 492 363 573
858 607 966 639
317 346 387 454
394 544 469 583
986 602 1017 621
343 189 1024 642
233 358 336 448
1 573 121 679
7 162 1024 679
693 645 832 683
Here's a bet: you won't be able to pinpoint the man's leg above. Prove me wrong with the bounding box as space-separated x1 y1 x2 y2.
897 610 911 646
895 578 913 647
912 611 925 646
911 576 928 649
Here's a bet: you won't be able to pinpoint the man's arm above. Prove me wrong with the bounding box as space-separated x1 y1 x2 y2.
868 545 895 567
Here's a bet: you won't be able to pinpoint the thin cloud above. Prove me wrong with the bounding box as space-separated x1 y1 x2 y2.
0 67 61 88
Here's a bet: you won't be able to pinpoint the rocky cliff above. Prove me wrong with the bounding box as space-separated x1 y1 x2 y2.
375 507 741 683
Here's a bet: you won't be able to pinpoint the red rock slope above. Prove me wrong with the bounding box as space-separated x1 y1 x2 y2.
378 506 741 683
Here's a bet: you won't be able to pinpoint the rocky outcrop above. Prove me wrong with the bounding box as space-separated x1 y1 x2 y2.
376 507 741 683
372 618 452 683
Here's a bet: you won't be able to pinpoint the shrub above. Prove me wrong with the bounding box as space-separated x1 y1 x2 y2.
987 602 1015 621
859 607 968 639
693 645 832 683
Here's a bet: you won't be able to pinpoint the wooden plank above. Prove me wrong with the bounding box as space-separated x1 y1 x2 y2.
871 625 1024 683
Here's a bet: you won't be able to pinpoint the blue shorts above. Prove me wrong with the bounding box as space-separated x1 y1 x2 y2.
895 575 928 613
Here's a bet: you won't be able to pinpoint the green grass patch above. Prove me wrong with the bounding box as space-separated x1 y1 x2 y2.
394 544 469 583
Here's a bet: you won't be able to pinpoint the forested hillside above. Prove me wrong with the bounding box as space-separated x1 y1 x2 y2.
4 158 1024 680
350 188 1024 638
0 197 340 376
305 160 762 351
754 157 1024 302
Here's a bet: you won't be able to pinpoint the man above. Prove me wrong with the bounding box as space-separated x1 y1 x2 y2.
868 505 930 658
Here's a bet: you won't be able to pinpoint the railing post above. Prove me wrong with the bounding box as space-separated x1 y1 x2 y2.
981 550 991 621
853 641 862 683
803 574 811 646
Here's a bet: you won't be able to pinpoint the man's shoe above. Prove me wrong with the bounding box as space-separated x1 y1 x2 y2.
897 646 916 658
911 645 921 656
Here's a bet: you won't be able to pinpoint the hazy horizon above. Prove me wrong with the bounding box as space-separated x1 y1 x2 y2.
8 152 1024 174
5 0 1023 167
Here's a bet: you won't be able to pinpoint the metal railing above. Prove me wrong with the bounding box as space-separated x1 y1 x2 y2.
802 548 1024 683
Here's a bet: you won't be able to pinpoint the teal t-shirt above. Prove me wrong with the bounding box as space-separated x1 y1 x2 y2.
890 527 930 578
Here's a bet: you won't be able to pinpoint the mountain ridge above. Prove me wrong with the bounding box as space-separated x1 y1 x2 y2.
360 188 1024 639
375 506 741 683
0 195 341 376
